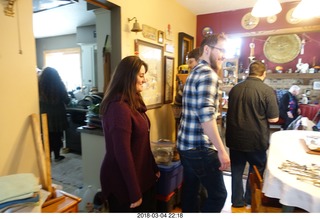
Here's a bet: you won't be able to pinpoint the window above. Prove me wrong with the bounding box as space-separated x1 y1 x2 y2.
44 48 82 91
225 38 242 59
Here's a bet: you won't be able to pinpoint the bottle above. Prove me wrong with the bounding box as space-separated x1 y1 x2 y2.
73 186 86 212
82 185 96 212
301 94 308 104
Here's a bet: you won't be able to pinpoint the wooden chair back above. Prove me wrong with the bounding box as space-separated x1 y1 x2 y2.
249 165 282 213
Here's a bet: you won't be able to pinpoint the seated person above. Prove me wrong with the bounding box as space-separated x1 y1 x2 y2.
279 85 301 129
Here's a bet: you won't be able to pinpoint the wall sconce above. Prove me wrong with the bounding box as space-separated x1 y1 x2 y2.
128 17 142 33
251 0 282 17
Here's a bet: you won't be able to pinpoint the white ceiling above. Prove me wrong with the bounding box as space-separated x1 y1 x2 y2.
33 0 297 39
33 0 96 38
176 0 297 15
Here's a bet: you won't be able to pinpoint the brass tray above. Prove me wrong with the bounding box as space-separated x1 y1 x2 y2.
263 34 301 64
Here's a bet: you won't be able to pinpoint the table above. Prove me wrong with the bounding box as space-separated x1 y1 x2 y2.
42 190 81 213
262 130 320 212
299 104 320 122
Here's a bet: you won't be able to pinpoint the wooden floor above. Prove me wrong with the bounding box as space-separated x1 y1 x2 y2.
170 173 252 213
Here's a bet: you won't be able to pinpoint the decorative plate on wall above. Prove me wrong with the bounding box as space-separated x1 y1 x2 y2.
263 34 301 64
267 15 277 24
241 12 260 30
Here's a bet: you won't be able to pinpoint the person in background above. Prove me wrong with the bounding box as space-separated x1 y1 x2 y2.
225 61 279 208
186 47 200 70
279 85 301 130
99 56 160 212
177 34 230 212
38 67 70 161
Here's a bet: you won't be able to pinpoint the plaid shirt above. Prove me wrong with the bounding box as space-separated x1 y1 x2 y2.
177 59 220 151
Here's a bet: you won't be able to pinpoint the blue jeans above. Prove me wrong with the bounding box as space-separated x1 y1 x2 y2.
178 147 227 212
229 149 266 207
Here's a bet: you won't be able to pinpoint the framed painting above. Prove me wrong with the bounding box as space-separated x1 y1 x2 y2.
178 32 194 66
135 40 164 109
164 56 174 104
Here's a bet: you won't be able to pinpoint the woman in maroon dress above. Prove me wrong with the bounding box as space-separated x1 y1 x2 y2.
99 56 160 212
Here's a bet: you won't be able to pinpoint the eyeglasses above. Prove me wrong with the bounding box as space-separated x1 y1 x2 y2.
208 45 226 53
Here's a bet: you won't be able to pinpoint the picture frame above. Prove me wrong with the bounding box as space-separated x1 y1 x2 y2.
313 81 320 90
135 40 164 109
158 30 164 44
164 56 174 104
178 32 194 66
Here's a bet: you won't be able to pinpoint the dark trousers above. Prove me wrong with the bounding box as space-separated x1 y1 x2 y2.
108 185 156 212
229 149 266 207
49 131 63 159
178 148 227 212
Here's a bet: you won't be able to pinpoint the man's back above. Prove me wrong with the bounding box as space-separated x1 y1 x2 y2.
226 77 279 152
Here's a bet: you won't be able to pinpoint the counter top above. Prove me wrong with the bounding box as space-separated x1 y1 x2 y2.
77 126 104 136
66 107 88 112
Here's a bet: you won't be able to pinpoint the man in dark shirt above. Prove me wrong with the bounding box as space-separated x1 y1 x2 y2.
225 61 279 208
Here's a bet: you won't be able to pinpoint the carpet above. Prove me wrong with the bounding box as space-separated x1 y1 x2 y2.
51 154 83 189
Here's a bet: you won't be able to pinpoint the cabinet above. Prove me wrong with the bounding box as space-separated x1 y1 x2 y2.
65 108 87 154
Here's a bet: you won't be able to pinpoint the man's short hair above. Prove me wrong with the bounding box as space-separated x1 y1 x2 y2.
248 61 266 77
199 33 226 55
187 48 200 61
289 85 300 93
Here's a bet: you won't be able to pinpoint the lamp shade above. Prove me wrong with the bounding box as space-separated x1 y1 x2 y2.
251 0 282 17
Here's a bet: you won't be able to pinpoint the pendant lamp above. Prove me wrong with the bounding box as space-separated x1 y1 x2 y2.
292 0 320 19
251 0 282 17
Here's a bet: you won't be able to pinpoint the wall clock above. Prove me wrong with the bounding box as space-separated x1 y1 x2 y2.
286 8 301 24
241 12 260 30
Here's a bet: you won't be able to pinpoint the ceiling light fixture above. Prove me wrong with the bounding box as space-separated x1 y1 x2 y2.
128 17 142 33
292 0 320 19
251 0 282 18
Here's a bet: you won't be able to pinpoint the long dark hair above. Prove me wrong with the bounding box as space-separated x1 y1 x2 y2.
38 67 68 104
100 56 148 114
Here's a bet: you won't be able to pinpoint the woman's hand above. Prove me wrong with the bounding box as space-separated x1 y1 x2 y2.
156 171 160 180
130 198 142 208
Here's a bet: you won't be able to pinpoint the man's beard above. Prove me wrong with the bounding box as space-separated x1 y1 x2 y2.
209 54 220 72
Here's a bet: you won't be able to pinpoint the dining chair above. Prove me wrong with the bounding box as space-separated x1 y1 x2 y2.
249 165 282 213
250 165 309 213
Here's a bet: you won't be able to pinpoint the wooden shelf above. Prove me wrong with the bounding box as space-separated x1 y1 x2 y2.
266 73 319 79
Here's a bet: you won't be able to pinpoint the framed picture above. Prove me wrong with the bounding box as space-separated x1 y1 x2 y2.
135 40 164 109
313 81 320 90
178 32 194 66
164 56 174 104
158 30 164 44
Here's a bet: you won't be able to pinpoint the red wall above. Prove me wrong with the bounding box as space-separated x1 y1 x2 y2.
196 1 320 72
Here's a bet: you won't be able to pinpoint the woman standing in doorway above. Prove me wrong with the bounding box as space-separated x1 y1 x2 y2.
99 56 160 212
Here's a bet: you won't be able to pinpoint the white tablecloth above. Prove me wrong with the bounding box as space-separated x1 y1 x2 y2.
262 130 320 212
